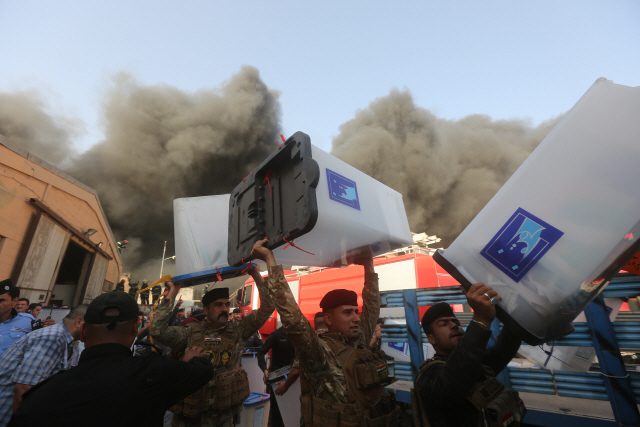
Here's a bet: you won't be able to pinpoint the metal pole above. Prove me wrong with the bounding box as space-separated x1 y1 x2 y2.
404 289 424 377
489 318 512 388
160 241 167 278
584 295 640 426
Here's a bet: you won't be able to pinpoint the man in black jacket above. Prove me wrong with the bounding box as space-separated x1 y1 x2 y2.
414 283 524 427
10 292 213 427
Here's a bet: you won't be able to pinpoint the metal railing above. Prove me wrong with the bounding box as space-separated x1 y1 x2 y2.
380 274 640 426
382 321 640 349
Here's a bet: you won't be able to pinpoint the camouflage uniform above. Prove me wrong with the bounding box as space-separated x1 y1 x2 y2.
266 265 379 403
150 284 275 427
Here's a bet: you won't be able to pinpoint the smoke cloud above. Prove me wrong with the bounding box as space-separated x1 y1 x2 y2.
1 70 562 277
65 66 281 271
0 90 78 166
331 89 561 245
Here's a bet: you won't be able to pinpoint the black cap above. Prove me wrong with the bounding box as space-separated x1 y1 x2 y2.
0 279 14 296
232 308 241 314
85 292 139 329
421 302 455 334
314 311 324 319
202 287 229 306
320 289 358 310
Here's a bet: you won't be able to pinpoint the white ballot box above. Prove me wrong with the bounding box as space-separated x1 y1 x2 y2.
242 351 266 394
434 78 640 344
267 365 301 427
173 195 253 287
235 392 270 427
228 132 413 268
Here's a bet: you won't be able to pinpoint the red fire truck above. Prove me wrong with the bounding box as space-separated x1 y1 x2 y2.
235 252 460 338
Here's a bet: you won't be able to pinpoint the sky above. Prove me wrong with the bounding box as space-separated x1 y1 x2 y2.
1 1 638 154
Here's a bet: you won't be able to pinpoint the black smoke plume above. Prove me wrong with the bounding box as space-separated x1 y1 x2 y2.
1 70 562 277
331 89 561 245
67 66 281 276
1 67 280 280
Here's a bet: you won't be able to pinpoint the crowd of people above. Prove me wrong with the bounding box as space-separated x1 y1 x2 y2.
0 238 525 426
115 278 162 305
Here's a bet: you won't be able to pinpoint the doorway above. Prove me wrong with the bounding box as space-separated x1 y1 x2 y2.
50 240 91 307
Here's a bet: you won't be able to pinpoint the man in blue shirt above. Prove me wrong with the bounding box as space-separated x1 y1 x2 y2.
14 300 29 315
0 303 87 426
0 280 33 357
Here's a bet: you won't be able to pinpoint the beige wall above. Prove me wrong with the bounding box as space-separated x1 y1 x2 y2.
0 139 122 302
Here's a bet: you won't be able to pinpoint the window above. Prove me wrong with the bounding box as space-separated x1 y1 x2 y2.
242 285 253 307
102 280 113 293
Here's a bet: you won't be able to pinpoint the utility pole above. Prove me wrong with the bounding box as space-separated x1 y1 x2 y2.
160 241 167 278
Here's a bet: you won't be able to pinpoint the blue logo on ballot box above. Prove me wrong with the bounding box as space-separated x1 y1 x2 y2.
388 342 404 352
327 169 360 210
481 208 563 282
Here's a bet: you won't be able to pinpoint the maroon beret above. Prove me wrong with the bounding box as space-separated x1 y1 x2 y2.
320 289 358 310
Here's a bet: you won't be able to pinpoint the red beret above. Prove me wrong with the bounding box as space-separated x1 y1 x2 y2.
320 289 358 310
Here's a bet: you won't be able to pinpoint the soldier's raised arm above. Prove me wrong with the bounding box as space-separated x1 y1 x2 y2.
236 267 276 344
250 239 339 399
353 256 379 346
149 281 190 351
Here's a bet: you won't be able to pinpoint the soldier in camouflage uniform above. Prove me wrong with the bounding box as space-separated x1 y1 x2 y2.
313 311 329 334
250 238 397 427
150 268 275 427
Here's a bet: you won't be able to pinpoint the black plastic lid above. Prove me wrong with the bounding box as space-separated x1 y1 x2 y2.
227 132 320 266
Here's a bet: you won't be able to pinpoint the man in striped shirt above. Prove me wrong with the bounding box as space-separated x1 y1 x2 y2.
0 280 33 356
0 304 87 426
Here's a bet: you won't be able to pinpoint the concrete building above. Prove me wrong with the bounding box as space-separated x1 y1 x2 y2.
0 135 122 306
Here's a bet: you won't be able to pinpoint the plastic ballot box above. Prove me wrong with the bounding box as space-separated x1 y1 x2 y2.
227 131 413 267
267 365 301 427
434 78 640 345
173 195 255 287
242 350 266 394
236 392 270 427
517 297 624 372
